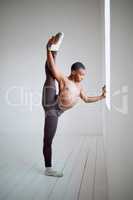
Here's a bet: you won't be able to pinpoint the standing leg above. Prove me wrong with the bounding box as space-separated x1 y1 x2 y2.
43 114 63 177
43 115 58 167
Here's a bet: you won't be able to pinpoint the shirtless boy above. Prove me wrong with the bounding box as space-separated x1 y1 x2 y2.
42 32 106 177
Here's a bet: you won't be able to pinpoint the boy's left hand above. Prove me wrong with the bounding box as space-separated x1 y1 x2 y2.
46 36 55 49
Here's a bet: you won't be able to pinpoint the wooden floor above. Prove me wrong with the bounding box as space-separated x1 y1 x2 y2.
0 134 108 200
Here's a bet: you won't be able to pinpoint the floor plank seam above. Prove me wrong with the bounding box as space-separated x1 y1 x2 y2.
92 137 98 200
77 137 91 200
102 137 109 200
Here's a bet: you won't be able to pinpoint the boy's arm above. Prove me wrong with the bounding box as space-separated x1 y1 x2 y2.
46 37 65 82
80 85 106 103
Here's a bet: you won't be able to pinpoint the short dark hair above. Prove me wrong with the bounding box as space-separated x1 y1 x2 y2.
71 62 86 71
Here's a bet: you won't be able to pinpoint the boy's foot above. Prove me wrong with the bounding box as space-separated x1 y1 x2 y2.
48 32 64 51
45 167 63 177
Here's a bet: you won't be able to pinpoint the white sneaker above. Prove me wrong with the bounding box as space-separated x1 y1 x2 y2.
45 167 63 177
48 32 64 51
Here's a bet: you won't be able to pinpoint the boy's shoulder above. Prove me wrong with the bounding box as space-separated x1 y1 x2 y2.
60 75 69 83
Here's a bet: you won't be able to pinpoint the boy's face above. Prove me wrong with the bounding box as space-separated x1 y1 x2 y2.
71 68 86 82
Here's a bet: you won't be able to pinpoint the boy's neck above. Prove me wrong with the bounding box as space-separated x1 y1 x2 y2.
67 74 80 84
67 74 75 81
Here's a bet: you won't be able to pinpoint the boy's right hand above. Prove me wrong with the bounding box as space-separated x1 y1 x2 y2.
101 85 106 98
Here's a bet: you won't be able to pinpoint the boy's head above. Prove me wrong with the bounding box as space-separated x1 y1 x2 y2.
70 62 86 82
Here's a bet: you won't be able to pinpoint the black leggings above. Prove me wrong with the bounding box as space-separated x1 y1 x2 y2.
42 52 64 167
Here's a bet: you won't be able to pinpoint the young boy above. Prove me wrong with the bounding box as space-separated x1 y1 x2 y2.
42 32 106 177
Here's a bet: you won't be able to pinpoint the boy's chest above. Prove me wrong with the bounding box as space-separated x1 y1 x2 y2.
59 79 81 96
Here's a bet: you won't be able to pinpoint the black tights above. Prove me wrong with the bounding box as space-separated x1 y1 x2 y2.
43 115 58 167
42 52 63 167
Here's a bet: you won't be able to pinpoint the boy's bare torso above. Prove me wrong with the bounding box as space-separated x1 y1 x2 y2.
57 77 81 111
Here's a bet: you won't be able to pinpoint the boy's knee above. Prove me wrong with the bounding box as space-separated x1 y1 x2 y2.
45 109 58 118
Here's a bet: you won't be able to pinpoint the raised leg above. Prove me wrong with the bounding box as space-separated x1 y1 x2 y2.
42 51 58 109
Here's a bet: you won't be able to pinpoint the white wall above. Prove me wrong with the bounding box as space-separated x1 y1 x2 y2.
0 0 104 136
103 0 133 199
